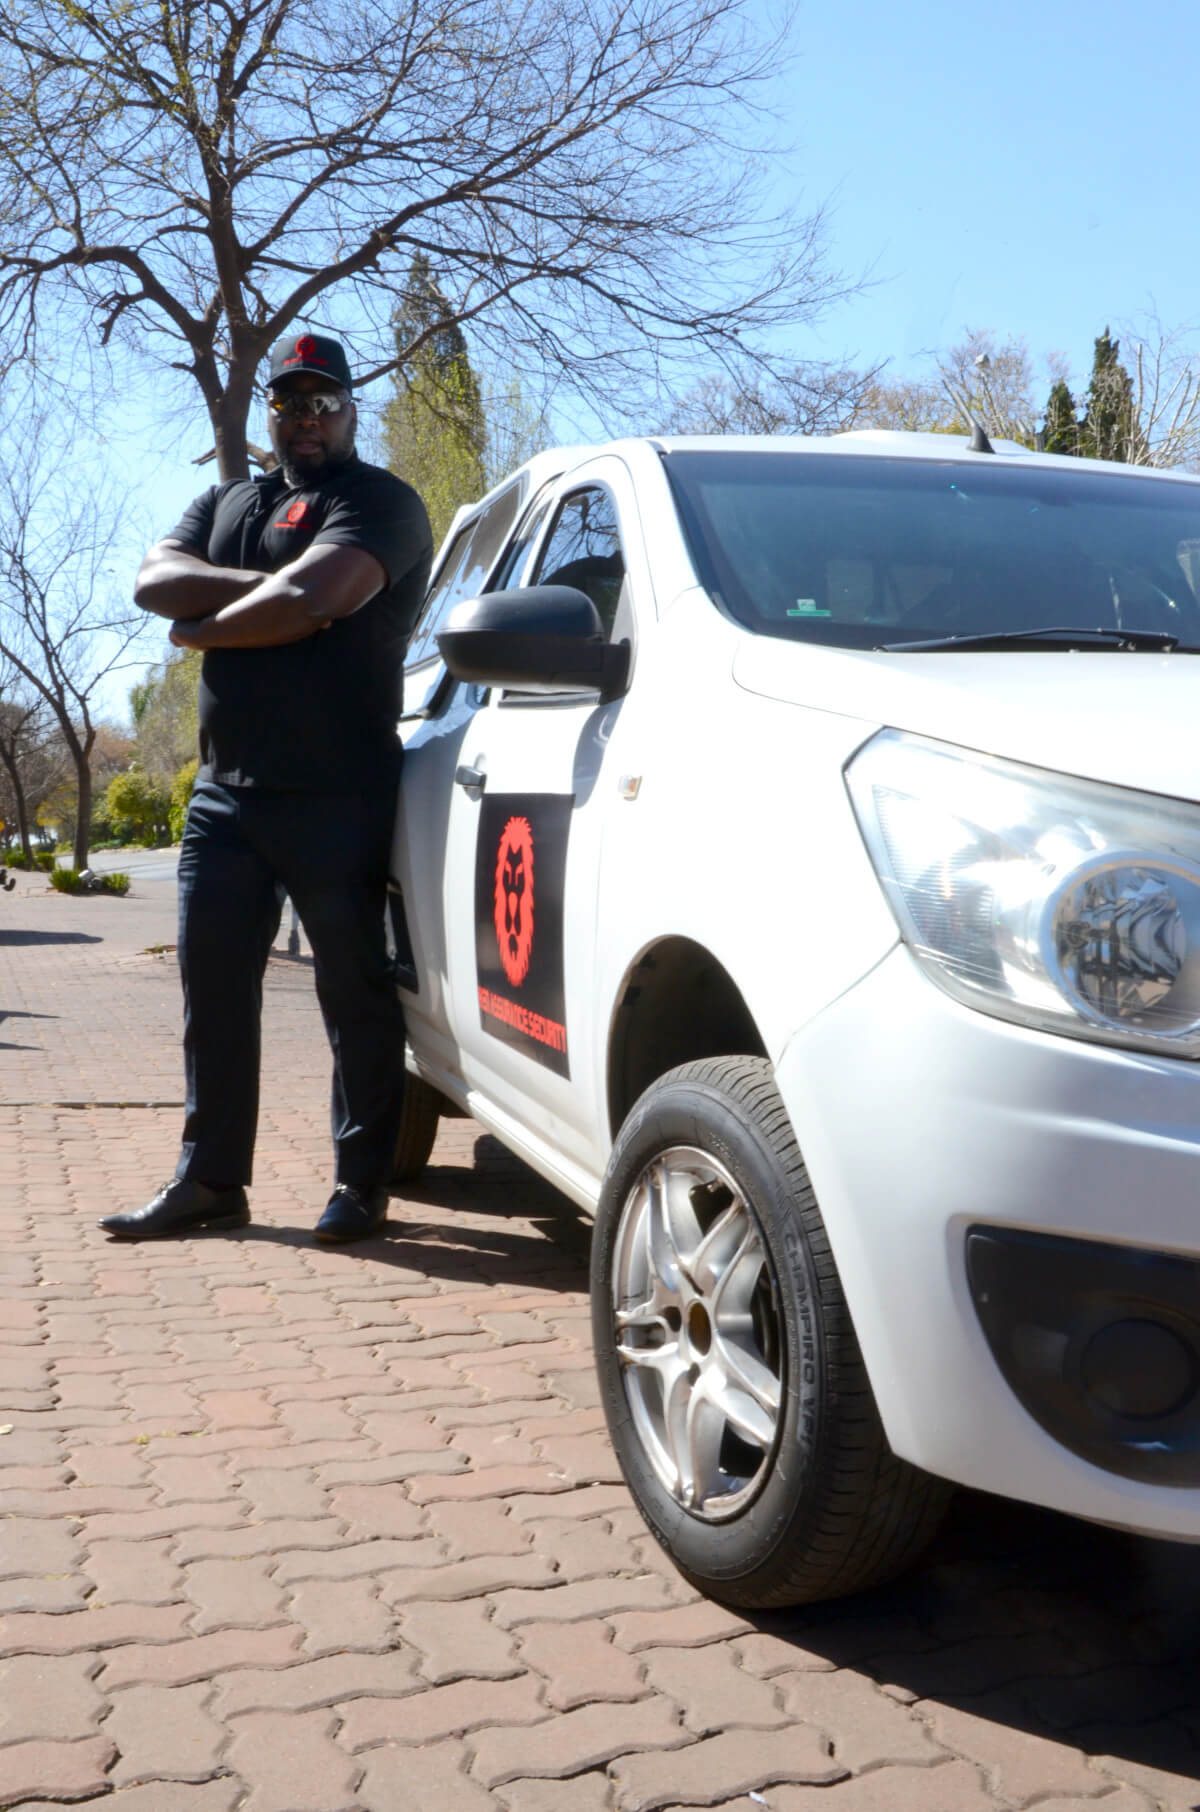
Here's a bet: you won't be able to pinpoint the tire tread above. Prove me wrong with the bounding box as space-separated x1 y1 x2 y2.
600 1054 950 1608
389 1074 441 1184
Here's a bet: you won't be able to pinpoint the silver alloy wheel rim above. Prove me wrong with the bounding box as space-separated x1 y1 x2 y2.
611 1145 784 1522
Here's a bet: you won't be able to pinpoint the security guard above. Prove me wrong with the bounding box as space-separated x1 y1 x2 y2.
100 333 432 1244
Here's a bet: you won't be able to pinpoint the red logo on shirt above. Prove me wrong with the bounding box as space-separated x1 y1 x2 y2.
274 498 310 528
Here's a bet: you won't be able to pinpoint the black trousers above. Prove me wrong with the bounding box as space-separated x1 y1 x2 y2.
174 778 405 1190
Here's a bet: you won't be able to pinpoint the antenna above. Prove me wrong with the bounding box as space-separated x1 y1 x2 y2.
967 421 995 455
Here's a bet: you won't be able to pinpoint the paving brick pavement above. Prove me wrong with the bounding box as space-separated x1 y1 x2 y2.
3 863 1200 1808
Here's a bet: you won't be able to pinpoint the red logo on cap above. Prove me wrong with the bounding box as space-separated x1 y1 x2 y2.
283 333 327 369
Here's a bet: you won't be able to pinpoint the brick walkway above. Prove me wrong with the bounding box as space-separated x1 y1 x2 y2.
2 862 1200 1810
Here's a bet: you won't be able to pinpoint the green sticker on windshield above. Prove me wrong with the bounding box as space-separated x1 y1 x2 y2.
788 598 832 618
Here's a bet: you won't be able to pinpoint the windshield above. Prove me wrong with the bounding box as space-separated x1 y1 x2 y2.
663 450 1200 650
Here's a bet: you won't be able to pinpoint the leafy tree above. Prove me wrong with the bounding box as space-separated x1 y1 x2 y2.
169 758 200 843
383 256 487 546
105 768 171 846
35 723 136 852
130 650 201 788
0 0 852 480
1079 328 1146 463
1043 379 1081 455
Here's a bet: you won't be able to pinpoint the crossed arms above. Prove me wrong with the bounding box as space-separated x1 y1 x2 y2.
135 539 386 650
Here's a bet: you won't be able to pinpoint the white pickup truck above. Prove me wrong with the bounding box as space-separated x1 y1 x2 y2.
390 429 1200 1607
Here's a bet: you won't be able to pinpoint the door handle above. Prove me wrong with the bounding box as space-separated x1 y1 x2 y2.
455 763 487 793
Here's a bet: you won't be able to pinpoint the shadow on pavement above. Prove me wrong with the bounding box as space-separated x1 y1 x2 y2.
0 1007 57 1050
216 1137 591 1293
0 928 102 945
747 1488 1200 1792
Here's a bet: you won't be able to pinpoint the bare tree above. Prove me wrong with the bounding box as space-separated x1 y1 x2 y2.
857 373 957 435
855 331 1040 444
1104 315 1200 468
662 359 884 436
934 331 1038 444
0 0 856 480
0 408 152 869
0 667 63 859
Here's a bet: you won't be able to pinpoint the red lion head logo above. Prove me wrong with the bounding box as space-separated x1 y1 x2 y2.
493 816 535 988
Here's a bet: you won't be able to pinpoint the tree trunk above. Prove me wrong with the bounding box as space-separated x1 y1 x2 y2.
0 741 33 858
73 757 92 873
11 768 31 860
208 355 263 482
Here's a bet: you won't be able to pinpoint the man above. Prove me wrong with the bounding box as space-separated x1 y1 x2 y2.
100 332 432 1245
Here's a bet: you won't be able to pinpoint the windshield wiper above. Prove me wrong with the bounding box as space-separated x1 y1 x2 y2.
878 626 1182 653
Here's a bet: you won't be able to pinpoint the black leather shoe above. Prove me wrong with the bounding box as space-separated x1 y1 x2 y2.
98 1179 250 1241
314 1184 388 1243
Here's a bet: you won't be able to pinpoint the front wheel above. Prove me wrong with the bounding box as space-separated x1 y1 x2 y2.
590 1056 950 1608
389 1071 442 1184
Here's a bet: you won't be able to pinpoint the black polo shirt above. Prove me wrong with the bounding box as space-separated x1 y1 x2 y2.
167 456 432 791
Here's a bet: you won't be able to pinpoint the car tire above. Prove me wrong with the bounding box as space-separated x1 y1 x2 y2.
390 1072 442 1184
591 1055 951 1607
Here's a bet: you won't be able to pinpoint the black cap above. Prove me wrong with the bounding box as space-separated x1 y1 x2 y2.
268 333 353 391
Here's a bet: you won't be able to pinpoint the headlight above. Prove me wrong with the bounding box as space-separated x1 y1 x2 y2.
845 730 1200 1057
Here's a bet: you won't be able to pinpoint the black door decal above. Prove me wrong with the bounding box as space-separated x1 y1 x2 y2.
474 793 572 1077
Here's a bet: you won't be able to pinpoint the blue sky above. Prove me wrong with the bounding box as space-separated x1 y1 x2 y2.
96 0 1200 719
763 0 1200 382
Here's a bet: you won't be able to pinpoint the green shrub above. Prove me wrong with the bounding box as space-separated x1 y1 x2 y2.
34 851 55 872
49 867 129 896
169 758 199 842
4 851 29 870
106 768 171 846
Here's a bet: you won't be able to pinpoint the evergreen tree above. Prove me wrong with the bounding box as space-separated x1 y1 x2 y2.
1042 379 1080 455
383 255 487 546
1079 328 1144 463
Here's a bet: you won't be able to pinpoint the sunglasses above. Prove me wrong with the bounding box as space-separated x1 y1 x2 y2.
268 390 349 419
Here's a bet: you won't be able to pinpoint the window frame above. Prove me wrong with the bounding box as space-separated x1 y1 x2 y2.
494 478 637 711
400 478 529 721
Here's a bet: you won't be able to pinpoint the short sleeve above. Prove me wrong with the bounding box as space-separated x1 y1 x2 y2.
311 472 433 587
167 487 220 558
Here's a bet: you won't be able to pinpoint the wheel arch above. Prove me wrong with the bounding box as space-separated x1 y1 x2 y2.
605 936 767 1141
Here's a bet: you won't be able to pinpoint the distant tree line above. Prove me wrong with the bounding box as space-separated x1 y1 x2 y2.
670 318 1200 470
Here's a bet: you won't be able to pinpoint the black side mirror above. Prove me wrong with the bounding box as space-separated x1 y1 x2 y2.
437 585 630 703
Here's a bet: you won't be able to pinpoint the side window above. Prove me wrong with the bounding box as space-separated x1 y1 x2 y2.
532 487 626 637
402 480 526 716
490 487 556 593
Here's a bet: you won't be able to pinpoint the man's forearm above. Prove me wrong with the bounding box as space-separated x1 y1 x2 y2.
167 543 385 651
135 544 264 621
170 573 331 649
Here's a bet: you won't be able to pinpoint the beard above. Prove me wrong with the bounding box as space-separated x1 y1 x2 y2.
279 440 354 489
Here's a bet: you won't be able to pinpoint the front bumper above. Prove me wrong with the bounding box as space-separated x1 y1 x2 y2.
775 945 1200 1539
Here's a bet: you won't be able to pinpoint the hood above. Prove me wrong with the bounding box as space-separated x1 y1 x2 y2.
732 636 1200 804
